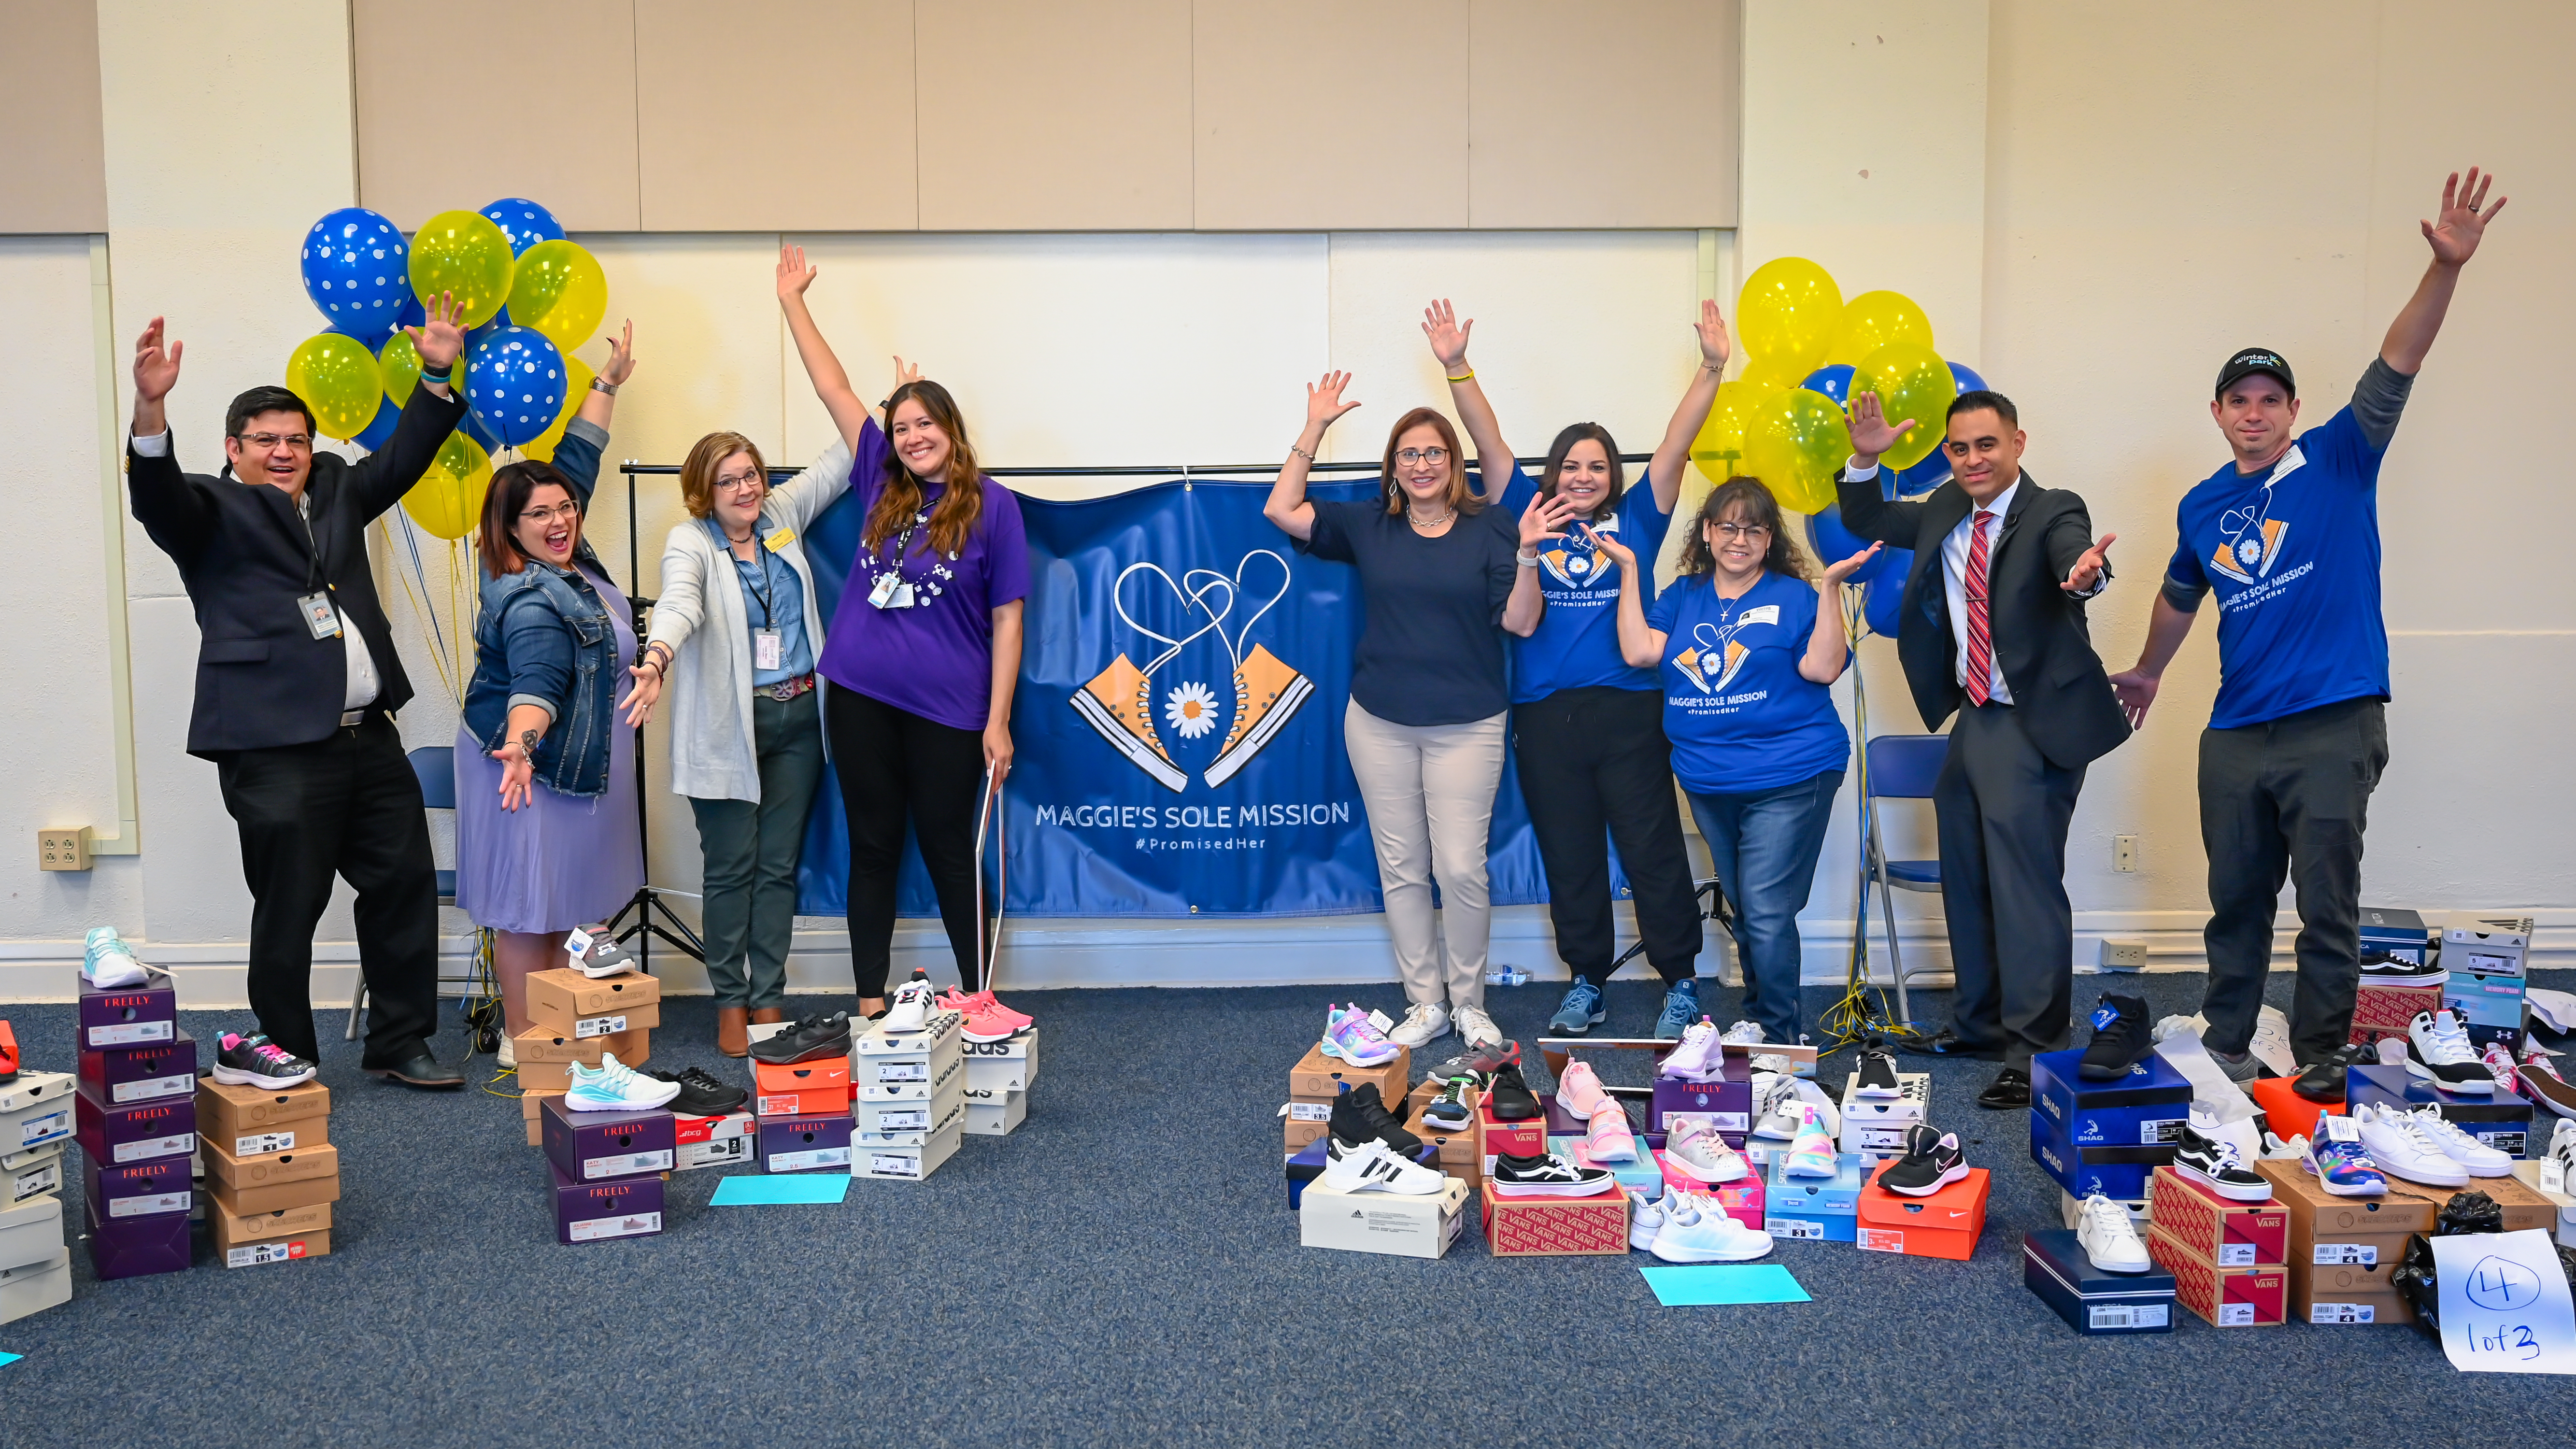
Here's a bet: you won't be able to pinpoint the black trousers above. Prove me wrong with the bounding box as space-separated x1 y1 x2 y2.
1935 702 2085 1071
212 717 441 1065
825 682 986 997
1511 686 1702 986
2196 698 2387 1065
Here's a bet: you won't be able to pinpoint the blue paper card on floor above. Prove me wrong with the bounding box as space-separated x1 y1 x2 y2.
712 1176 851 1206
1639 1264 1810 1307
0 1351 19 1369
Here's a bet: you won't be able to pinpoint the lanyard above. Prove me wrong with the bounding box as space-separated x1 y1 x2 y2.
873 508 928 586
714 519 779 627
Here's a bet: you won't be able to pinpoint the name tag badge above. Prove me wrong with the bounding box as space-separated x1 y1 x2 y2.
754 627 783 671
763 526 796 552
297 591 343 639
867 575 915 611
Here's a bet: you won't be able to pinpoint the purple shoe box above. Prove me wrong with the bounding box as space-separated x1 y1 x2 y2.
76 1031 200 1108
82 1193 191 1279
548 1163 665 1244
1650 1076 1752 1134
539 1095 675 1182
82 1156 192 1222
758 1113 855 1173
78 971 177 1049
74 1092 196 1167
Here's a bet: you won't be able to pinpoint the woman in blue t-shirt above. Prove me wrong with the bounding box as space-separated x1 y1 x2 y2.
1592 477 1877 1047
1431 297 1739 1039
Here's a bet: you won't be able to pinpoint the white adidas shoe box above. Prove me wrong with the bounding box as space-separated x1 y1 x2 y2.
0 1193 66 1274
1838 1073 1929 1156
0 1244 71 1325
0 1072 76 1157
853 1011 966 1101
963 1029 1039 1093
1299 1177 1469 1259
962 1084 1026 1136
5 1142 65 1207
856 1083 965 1146
854 1101 965 1180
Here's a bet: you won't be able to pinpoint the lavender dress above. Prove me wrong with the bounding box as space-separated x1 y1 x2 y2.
453 563 646 935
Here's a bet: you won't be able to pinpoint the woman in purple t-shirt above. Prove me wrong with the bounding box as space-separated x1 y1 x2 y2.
778 246 1029 1022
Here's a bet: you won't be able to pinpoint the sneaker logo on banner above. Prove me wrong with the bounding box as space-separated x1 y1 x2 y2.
1071 552 1316 793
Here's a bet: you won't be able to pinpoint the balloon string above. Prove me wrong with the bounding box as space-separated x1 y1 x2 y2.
379 511 461 707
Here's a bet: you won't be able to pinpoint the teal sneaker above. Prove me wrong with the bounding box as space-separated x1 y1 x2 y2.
1653 980 1701 1041
1547 980 1606 1036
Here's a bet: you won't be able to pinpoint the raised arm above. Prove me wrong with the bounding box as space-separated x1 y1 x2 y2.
1799 543 1879 683
1835 392 1931 546
777 243 872 452
1264 371 1360 543
1502 490 1579 637
124 316 216 558
2384 168 2505 375
1647 300 1734 514
574 319 635 432
1584 525 1665 668
1425 299 1512 497
345 291 467 520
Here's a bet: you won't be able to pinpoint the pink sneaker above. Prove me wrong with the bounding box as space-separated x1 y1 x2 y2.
2481 1041 2520 1093
1583 1098 1639 1163
953 996 1022 1044
1559 1060 1612 1117
940 987 1032 1033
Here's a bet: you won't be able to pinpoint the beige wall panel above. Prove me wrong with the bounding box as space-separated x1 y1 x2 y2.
354 0 641 230
1466 0 1738 228
1192 0 1470 230
636 0 916 231
916 0 1191 230
0 0 109 232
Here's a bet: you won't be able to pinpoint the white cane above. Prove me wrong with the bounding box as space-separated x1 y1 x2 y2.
971 764 1006 993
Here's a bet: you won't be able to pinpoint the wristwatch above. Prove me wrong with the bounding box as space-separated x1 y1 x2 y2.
590 378 619 396
1515 549 1541 568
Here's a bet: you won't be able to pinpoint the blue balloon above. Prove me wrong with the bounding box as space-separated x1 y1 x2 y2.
1800 364 1856 406
458 406 501 455
299 207 409 338
1894 448 1950 497
393 294 425 334
1807 504 1891 586
479 198 564 257
352 395 400 452
465 308 513 353
465 326 569 448
1864 549 1914 637
1949 361 1989 395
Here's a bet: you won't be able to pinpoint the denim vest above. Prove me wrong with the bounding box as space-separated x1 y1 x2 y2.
463 564 620 798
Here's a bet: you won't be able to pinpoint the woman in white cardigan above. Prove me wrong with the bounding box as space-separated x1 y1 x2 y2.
620 425 855 1056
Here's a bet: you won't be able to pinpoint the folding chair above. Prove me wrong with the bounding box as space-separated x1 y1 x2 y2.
346 747 462 1041
1860 733 1950 1024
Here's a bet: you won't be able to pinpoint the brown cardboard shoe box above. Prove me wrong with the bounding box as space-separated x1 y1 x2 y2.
206 1169 341 1217
1288 1042 1409 1112
525 968 663 1038
2255 1158 2430 1322
208 1199 332 1250
521 1090 567 1121
216 1229 331 1269
2387 1170 2559 1233
196 1080 330 1155
202 1141 338 1193
514 1030 649 1090
512 1025 651 1065
1285 1115 1329 1151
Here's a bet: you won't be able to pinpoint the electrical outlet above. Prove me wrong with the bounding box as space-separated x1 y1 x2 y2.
39 827 93 872
2113 834 2137 872
2100 938 2149 972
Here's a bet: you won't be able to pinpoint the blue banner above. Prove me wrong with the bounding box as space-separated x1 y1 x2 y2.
794 476 1565 918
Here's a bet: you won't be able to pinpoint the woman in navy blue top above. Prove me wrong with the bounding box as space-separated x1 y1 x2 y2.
1594 476 1878 1048
1434 297 1737 1039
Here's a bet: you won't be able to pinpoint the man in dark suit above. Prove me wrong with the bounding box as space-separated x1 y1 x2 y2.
1837 390 2129 1108
125 302 470 1087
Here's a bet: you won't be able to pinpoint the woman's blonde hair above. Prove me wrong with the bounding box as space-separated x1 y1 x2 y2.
679 431 767 521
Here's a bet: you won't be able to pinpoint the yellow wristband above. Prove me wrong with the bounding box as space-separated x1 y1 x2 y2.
1446 369 1474 383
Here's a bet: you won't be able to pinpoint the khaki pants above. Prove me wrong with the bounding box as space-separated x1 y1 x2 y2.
1343 699 1508 1011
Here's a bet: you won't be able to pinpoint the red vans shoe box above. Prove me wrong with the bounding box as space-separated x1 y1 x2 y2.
2145 1166 2287 1268
2146 1228 2286 1327
2246 1077 2345 1147
1285 1043 1409 1151
1478 1179 1629 1257
2348 980 2441 1050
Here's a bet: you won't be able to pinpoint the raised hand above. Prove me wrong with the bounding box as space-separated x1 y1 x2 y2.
405 291 465 370
1693 298 1732 370
598 319 637 386
778 242 818 301
1306 370 1361 430
1422 298 1473 374
1519 490 1579 551
2423 168 2505 268
2106 668 2159 731
133 316 183 404
1579 522 1637 571
1822 541 1883 586
2062 532 2116 594
893 355 922 390
1846 391 1917 462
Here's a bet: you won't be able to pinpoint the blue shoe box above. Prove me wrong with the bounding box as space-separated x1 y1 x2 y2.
1548 1135 1666 1202
2030 1108 2174 1200
2030 1047 2193 1148
1765 1152 1868 1242
2022 1229 2176 1335
2344 1063 2533 1158
2358 906 2431 966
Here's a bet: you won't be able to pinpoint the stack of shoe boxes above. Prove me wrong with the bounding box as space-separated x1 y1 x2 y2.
2144 1166 2288 1327
517 970 657 1146
2350 907 2440 1050
1839 1072 1929 1158
1285 1040 1408 1153
71 969 193 1279
198 1079 337 1268
2347 1064 2531 1160
962 1022 1039 1136
755 1056 853 1175
540 1094 672 1244
2442 912 2532 1050
853 1009 965 1180
2256 1158 2433 1325
2028 1046 2189 1202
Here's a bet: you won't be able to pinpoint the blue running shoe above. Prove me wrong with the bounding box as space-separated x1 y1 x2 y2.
1653 980 1701 1041
1548 979 1606 1036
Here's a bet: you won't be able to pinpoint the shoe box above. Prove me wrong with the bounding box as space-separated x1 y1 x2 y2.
549 1162 665 1244
758 1113 855 1174
1283 1138 1442 1210
75 1090 195 1168
963 1027 1039 1094
1548 1135 1664 1202
2246 1076 2343 1146
2349 980 2443 1051
511 1024 652 1092
2056 1187 2151 1230
521 1091 562 1147
1476 1099 1546 1168
0 1193 69 1325
2029 1107 2174 1201
854 1099 965 1180
1765 1152 1870 1243
2359 906 2433 966
2509 1161 2576 1248
540 1094 676 1182
2442 913 2533 1048
76 1031 198 1107
1648 1060 1750 1134
963 1084 1027 1137
78 968 176 1049
1837 1072 1928 1157
754 1058 852 1118
198 1079 330 1157
2382 1170 2559 1234
6 1142 66 1208
1300 1176 1468 1259
674 1111 756 1172
1655 1152 1765 1228
2029 1046 2192 1150
84 1156 191 1222
525 966 663 1039
1 1070 76 1158
856 1010 966 1103
1285 1042 1409 1151
1478 1179 1631 1257
216 1229 332 1269
206 1197 332 1253
2147 1227 2286 1327
1856 1163 1989 1261
857 1094 960 1144
2254 1159 2433 1325
2148 1166 2286 1267
82 1180 191 1280
2021 1229 2176 1335
202 1139 338 1196
204 1166 342 1218
2345 1064 2533 1158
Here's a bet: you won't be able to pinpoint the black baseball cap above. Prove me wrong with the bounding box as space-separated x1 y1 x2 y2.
2215 348 2295 399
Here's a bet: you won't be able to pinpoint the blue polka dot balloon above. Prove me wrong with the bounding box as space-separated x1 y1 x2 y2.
464 326 569 449
300 208 410 339
478 198 565 257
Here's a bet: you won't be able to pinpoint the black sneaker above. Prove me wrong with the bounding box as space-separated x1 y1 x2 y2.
1878 1124 1967 1196
2292 1042 2374 1103
1485 1063 1543 1121
1853 1037 1902 1098
1329 1082 1421 1154
213 1031 318 1089
2173 1124 2271 1202
2077 994 2155 1081
1489 1150 1615 1197
1419 1078 1476 1132
1975 1067 2032 1109
650 1067 748 1116
750 1012 851 1065
2357 949 2447 988
1426 1037 1520 1085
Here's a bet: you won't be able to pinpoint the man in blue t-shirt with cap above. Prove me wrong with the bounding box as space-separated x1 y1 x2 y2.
2109 169 2506 1101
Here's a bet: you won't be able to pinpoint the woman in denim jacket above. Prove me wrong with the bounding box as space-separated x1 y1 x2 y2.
455 326 645 1051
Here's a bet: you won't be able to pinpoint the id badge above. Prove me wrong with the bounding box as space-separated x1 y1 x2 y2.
754 628 783 671
889 582 916 610
297 591 343 639
867 574 899 610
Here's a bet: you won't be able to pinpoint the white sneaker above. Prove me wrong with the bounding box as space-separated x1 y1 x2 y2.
1321 1137 1443 1195
2551 1119 2576 1179
882 971 938 1033
497 1033 517 1070
1452 1003 1503 1050
1659 1018 1724 1081
1388 1001 1451 1049
1665 1115 1749 1183
81 926 148 989
2405 1009 2496 1094
2261 1131 2308 1160
1750 1075 1802 1141
2354 1103 2468 1187
1651 1193 1773 1262
564 1051 682 1112
1719 1020 1765 1045
2405 1106 2512 1177
1628 1189 1665 1250
2077 1192 2153 1273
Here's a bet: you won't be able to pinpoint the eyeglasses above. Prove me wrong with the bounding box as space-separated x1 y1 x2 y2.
1712 522 1771 540
519 501 582 525
1395 447 1450 467
237 432 313 451
713 470 768 493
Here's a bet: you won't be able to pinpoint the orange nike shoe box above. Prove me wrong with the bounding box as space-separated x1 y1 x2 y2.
755 1060 852 1118
2247 1076 2345 1146
1479 1179 1630 1258
1855 1164 1990 1261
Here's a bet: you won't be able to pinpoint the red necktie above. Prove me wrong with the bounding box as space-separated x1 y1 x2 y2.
1964 509 1995 705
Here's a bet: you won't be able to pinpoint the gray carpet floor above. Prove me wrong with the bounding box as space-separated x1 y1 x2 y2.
1 969 2570 1447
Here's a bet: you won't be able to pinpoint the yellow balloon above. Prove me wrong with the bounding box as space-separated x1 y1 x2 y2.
401 431 492 540
381 330 422 407
1738 353 1811 393
408 209 514 327
507 240 608 354
520 355 594 463
285 333 384 440
1736 257 1842 375
1851 341 1958 471
1742 387 1851 515
1825 290 1934 368
1689 380 1779 484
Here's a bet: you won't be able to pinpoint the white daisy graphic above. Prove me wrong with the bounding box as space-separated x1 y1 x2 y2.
1163 681 1221 739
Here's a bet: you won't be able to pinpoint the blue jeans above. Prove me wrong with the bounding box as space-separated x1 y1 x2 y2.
1686 769 1844 1047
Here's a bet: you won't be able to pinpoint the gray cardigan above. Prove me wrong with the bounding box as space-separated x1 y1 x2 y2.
644 438 854 801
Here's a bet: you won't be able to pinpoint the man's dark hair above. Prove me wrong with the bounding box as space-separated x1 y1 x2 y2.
1946 388 2017 429
227 386 316 439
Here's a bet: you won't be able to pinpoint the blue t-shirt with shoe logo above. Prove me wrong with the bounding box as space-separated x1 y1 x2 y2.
1498 466 1676 702
1646 569 1847 795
